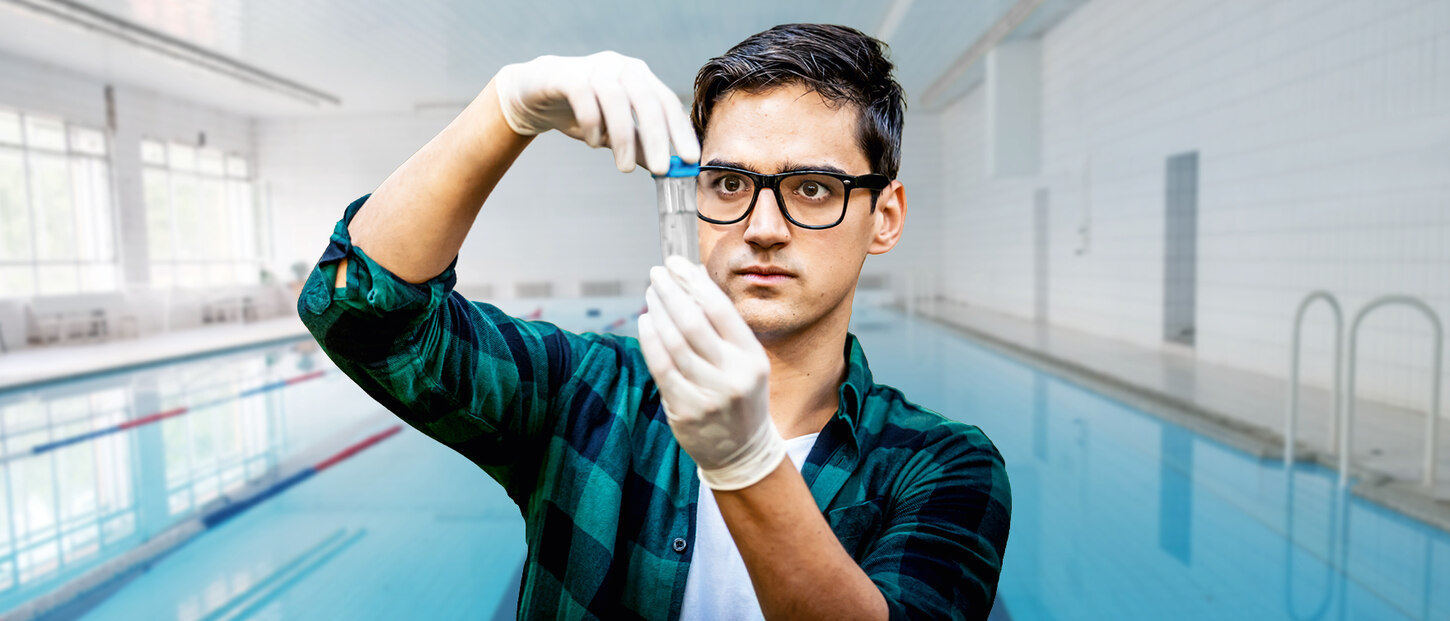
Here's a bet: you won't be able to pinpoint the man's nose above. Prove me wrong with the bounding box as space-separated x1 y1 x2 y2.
742 189 791 249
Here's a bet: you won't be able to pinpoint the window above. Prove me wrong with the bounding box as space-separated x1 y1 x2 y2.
141 140 260 289
0 109 118 298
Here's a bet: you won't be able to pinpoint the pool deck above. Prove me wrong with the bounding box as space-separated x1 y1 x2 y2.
915 300 1450 533
0 317 311 393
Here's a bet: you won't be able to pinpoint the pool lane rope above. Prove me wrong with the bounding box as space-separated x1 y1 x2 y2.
601 305 649 333
1 369 329 465
1 423 403 621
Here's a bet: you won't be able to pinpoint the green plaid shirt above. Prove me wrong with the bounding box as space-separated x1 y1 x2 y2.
298 195 1011 620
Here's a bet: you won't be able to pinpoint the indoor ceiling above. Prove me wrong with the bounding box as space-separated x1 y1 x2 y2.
0 0 1086 118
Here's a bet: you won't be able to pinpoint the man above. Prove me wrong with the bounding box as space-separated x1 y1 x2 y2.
299 23 1010 620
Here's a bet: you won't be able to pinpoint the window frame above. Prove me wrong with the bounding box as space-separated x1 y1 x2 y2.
140 138 261 290
0 108 121 299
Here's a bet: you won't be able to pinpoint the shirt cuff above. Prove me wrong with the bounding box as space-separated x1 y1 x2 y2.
298 194 458 337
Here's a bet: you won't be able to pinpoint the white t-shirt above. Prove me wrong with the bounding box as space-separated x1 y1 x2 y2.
679 432 821 620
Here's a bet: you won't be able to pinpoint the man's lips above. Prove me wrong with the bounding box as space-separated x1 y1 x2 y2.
740 273 790 284
734 265 795 285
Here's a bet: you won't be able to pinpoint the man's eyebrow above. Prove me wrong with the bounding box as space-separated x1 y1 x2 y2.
704 158 752 170
780 160 849 175
703 159 849 176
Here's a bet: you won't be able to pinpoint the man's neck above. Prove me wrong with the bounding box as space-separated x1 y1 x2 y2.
759 303 852 439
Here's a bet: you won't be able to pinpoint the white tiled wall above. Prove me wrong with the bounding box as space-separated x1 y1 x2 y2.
894 111 945 297
939 88 1043 322
935 0 1450 415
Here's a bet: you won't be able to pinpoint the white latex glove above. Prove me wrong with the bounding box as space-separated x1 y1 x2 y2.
493 51 701 175
637 256 787 491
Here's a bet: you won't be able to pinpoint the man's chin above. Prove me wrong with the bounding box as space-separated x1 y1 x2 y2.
736 301 800 341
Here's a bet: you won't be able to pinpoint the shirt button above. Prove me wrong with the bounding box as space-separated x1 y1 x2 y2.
672 537 687 553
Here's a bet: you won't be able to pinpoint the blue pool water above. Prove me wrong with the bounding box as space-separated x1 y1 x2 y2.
0 300 1444 620
857 312 1448 621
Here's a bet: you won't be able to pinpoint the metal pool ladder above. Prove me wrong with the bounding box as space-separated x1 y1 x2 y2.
1341 294 1443 488
1285 291 1343 468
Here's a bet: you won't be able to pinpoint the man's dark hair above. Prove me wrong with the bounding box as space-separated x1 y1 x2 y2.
691 23 906 181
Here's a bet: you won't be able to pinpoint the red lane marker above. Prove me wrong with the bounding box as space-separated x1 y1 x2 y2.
22 369 333 458
121 370 324 431
285 370 326 385
118 407 189 430
314 425 403 472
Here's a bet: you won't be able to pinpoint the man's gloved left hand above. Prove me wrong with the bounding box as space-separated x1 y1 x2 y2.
638 256 787 491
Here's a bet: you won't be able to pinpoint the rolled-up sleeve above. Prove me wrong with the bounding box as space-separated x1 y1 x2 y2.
296 194 594 497
862 427 1012 620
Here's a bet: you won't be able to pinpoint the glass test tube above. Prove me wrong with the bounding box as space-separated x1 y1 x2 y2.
653 156 701 264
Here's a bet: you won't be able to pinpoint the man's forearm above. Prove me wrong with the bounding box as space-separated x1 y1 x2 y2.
341 78 533 287
714 459 889 620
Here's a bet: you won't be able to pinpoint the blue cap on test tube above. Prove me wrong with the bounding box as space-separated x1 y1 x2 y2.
653 156 699 179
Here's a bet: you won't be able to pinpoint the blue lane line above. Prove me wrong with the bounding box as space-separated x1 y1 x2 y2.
221 529 369 621
20 370 327 459
26 422 401 621
197 528 350 621
491 558 526 621
238 379 288 398
31 428 116 453
987 596 1012 621
202 468 316 529
201 425 402 530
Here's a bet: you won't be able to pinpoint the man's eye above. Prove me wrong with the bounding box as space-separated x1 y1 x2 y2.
721 176 745 193
798 181 827 199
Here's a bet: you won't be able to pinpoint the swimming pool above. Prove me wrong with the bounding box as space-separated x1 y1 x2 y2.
0 300 1443 619
856 308 1448 621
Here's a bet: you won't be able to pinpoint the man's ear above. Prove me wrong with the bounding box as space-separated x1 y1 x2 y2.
867 180 905 255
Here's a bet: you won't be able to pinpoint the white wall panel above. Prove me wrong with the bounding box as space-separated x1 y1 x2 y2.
935 0 1450 414
258 110 658 299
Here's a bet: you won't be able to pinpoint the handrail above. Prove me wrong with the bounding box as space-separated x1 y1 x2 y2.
1342 295 1444 487
1285 291 1343 467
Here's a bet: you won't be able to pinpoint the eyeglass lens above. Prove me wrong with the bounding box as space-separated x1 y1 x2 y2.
697 169 849 227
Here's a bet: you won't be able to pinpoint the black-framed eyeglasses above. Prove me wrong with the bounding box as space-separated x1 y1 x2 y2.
695 165 891 230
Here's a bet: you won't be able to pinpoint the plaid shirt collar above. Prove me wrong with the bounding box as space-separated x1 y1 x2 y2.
833 332 873 444
799 332 876 511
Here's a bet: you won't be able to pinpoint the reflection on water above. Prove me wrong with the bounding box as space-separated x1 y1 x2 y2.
0 340 332 611
1158 424 1193 565
1284 468 1348 621
1 384 133 592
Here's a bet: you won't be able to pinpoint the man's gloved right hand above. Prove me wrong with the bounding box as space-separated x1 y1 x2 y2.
494 51 701 175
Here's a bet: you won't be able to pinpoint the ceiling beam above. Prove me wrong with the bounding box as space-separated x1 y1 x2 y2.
0 0 341 107
918 0 1044 111
875 0 915 46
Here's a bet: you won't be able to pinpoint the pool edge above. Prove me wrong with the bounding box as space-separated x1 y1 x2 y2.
912 307 1450 535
